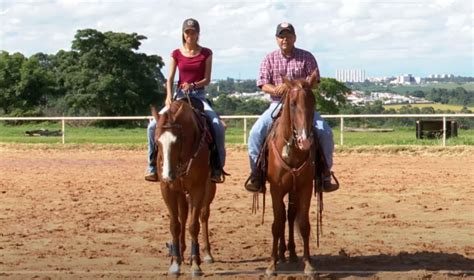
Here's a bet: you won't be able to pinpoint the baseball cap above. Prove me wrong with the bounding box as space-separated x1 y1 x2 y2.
275 22 295 36
182 18 200 33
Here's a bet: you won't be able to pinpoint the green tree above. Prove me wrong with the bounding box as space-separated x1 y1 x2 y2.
0 51 55 116
314 78 349 114
61 29 165 118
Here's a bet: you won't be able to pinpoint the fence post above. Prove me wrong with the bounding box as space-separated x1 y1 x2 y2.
442 116 446 147
62 119 65 144
243 117 247 145
340 116 344 146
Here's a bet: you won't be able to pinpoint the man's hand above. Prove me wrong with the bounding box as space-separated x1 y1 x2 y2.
309 68 321 87
274 83 289 96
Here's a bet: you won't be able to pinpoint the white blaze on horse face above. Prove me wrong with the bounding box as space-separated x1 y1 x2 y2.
297 128 312 150
159 131 177 181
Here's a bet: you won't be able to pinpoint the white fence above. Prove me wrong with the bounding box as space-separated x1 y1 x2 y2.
1 114 473 147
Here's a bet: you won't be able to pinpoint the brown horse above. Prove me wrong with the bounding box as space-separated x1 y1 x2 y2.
265 76 317 276
152 99 216 276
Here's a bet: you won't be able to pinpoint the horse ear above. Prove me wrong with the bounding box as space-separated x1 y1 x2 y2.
308 68 320 88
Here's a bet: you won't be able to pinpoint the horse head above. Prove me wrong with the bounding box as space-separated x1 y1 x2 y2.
282 77 316 151
154 101 194 183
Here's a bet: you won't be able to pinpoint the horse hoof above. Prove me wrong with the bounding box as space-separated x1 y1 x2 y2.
304 265 317 276
168 262 180 275
265 268 276 277
203 255 214 264
191 267 203 277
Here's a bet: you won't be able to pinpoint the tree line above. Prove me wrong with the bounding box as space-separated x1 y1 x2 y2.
0 29 165 121
1 28 471 129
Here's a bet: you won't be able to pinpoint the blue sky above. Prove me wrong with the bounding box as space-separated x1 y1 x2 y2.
1 0 472 79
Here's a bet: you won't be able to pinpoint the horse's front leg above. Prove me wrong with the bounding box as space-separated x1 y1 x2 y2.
266 188 286 277
298 183 316 275
160 185 182 275
188 186 205 277
287 191 298 262
178 192 188 262
201 180 216 263
278 203 287 262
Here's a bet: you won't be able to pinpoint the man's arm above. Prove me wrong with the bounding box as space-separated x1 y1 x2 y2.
261 83 288 96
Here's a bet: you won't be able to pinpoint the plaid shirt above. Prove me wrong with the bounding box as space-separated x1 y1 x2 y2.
257 47 318 102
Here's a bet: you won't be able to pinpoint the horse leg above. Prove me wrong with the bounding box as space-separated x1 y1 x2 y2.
177 192 188 263
297 186 316 275
287 191 298 262
278 202 287 262
201 181 216 263
188 187 205 277
161 186 182 275
266 190 286 277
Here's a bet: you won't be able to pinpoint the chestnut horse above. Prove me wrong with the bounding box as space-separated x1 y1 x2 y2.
265 77 317 276
152 99 216 276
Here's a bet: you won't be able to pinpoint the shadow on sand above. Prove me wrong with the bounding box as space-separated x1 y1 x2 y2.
214 251 473 277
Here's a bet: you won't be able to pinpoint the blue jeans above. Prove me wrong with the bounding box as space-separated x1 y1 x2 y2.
147 89 226 173
247 102 334 172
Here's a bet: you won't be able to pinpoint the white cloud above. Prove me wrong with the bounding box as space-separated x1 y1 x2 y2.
0 0 472 78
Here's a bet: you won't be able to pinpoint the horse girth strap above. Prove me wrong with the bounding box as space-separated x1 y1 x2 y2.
270 140 312 192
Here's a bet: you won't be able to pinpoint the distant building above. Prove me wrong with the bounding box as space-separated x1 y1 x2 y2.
389 74 421 85
336 69 366 83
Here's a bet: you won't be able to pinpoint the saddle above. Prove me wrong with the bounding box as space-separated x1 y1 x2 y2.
181 97 228 182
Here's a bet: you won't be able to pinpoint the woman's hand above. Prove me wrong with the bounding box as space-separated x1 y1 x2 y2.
181 82 192 92
165 95 172 107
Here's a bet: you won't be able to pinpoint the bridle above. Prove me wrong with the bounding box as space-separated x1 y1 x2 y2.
274 86 315 152
156 101 207 180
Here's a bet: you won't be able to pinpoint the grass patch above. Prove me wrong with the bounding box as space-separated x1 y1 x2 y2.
384 104 473 112
1 121 473 147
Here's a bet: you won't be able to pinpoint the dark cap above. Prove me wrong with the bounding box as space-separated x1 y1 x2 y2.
182 18 200 33
275 22 295 36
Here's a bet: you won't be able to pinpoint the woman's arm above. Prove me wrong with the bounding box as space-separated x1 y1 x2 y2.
165 57 177 107
194 54 212 88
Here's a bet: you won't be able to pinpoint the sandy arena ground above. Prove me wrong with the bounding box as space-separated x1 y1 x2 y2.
1 145 473 279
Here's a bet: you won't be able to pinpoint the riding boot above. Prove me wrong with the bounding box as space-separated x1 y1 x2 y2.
244 170 264 193
145 145 159 182
322 170 339 192
204 114 225 184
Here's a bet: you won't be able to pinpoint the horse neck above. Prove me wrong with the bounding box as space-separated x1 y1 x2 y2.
275 95 293 145
177 104 200 141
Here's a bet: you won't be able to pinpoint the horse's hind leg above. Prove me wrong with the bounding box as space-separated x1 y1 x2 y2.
287 191 298 262
201 181 216 263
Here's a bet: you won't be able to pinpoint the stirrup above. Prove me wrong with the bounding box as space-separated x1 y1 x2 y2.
322 171 339 192
211 169 230 184
244 174 263 193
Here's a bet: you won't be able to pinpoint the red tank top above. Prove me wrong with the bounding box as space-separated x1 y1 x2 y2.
172 47 212 88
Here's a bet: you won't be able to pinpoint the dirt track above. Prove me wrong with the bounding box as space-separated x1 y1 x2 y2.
1 145 473 279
